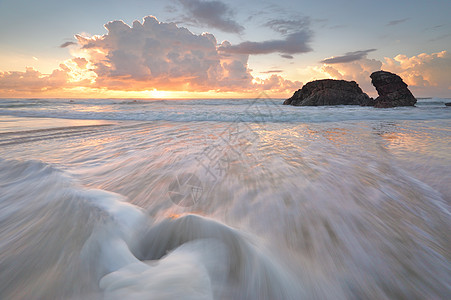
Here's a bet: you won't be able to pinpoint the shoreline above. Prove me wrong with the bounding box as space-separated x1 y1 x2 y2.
0 115 114 134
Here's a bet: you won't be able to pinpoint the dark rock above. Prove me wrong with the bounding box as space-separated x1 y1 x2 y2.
283 79 372 106
445 102 451 106
360 97 376 107
370 71 416 107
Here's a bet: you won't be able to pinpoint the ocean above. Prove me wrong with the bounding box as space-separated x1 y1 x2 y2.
0 96 450 299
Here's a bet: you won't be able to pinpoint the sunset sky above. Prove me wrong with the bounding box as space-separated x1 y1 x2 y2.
0 0 450 98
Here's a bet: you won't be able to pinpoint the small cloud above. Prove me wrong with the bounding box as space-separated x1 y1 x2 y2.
264 19 310 35
429 24 444 30
177 0 244 33
254 74 302 93
280 54 293 59
386 18 408 26
429 32 451 42
32 57 39 61
60 41 77 48
260 70 283 74
218 31 312 55
321 49 377 64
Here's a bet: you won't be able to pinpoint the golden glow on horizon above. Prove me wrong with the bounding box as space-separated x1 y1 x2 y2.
0 87 289 99
148 89 170 98
2 50 450 98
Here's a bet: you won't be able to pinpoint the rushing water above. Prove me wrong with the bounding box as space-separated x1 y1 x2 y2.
0 97 450 299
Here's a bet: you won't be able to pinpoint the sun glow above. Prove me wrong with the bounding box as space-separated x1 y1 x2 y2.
149 89 170 98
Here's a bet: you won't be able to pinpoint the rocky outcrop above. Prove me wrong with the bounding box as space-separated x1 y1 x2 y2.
283 79 372 106
370 71 416 108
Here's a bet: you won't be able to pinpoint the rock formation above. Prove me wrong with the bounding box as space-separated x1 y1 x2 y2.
370 71 416 108
283 79 372 106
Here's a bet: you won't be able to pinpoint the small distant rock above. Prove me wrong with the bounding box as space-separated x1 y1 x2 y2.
283 79 372 106
445 102 451 107
370 71 416 108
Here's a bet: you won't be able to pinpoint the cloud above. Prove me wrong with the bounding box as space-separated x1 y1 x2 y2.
0 67 69 92
60 41 77 48
1 15 304 96
260 70 283 74
320 49 377 64
382 50 451 96
254 74 302 93
71 16 255 92
215 17 313 56
318 50 451 97
386 18 408 26
319 58 383 96
280 54 293 59
177 0 244 33
72 57 88 69
428 24 444 30
218 31 312 55
71 15 303 93
264 19 310 35
429 32 451 42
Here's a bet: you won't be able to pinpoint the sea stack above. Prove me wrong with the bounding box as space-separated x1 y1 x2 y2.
370 71 417 108
283 79 372 106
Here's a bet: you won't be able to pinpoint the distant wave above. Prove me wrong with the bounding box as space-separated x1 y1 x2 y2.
1 98 450 123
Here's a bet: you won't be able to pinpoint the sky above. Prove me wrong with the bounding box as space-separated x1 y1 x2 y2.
0 0 450 98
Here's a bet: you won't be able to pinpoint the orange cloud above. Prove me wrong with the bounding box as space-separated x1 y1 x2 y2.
319 58 382 96
382 51 451 96
74 16 254 92
253 74 302 93
319 51 451 97
0 67 68 93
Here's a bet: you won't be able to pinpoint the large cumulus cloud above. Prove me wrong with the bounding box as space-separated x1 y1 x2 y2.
2 16 305 96
74 16 253 92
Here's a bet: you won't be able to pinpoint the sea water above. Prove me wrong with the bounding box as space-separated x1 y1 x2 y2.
0 97 450 299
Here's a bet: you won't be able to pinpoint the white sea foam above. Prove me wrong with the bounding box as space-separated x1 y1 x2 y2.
0 99 450 299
